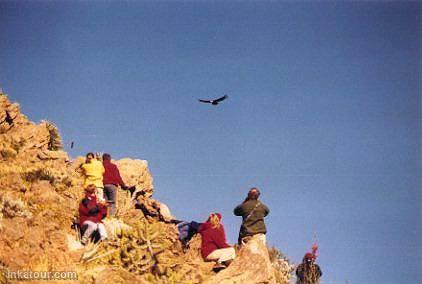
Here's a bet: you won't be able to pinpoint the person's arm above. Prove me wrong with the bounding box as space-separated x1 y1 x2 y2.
296 265 303 280
197 223 205 233
99 203 108 219
262 203 270 216
77 163 86 174
234 204 244 216
79 201 90 216
114 165 126 187
316 264 322 277
213 226 230 249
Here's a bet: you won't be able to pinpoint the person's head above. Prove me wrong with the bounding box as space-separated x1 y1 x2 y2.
85 184 96 194
102 153 111 161
207 213 222 229
95 152 101 160
247 187 260 200
303 253 315 264
86 152 95 163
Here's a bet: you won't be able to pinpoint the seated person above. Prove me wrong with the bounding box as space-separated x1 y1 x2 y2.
198 213 236 271
79 184 108 245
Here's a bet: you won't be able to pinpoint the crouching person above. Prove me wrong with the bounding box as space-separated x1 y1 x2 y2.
79 184 108 245
198 213 236 272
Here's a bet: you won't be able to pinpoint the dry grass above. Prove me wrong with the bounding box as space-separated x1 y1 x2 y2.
0 193 32 218
0 148 17 160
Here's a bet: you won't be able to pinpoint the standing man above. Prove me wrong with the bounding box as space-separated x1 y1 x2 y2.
102 153 127 216
81 152 105 201
234 187 270 245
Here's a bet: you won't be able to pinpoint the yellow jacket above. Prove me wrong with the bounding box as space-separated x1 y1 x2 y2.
81 159 105 188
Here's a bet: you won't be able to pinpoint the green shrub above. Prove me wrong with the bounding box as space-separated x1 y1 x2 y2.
11 139 25 153
22 169 55 184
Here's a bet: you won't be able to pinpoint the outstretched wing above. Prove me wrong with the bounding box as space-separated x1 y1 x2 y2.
198 99 212 104
214 95 228 103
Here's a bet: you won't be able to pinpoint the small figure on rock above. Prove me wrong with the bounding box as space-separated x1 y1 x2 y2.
198 213 236 272
80 152 105 201
4 111 14 125
295 252 322 284
234 187 270 245
102 153 127 216
79 184 108 245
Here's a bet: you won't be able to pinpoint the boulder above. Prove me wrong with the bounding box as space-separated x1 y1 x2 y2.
115 158 153 197
205 236 277 284
37 150 69 161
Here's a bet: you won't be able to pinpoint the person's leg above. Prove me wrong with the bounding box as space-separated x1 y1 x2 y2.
96 187 105 202
103 184 111 201
81 221 97 245
97 223 108 240
104 184 117 216
206 247 236 263
255 233 266 245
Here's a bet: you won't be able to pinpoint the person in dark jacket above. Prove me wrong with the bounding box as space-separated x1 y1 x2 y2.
234 187 270 245
295 253 322 284
198 213 236 271
102 153 127 216
79 184 108 245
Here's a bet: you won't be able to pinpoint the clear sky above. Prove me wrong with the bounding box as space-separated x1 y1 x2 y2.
0 1 420 283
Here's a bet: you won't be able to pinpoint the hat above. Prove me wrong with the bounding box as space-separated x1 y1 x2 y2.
304 253 315 261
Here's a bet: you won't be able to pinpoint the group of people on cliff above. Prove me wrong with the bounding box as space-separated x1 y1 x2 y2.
76 152 322 282
77 152 128 245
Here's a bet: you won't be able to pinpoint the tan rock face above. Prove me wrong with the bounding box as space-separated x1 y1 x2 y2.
205 236 290 284
115 158 153 197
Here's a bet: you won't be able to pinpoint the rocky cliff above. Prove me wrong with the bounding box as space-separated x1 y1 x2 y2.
0 92 293 283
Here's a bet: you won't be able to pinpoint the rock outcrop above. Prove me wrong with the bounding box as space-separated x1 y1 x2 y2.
0 91 293 283
205 236 292 284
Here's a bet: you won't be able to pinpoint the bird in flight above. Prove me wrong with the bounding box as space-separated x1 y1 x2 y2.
198 95 228 105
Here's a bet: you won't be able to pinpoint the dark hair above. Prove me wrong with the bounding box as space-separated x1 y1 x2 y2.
102 153 111 161
86 152 95 158
248 187 260 200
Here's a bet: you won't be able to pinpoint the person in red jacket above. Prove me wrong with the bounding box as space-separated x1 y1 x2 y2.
79 184 108 245
198 213 236 271
102 153 127 216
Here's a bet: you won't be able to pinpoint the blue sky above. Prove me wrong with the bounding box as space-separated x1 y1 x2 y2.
0 1 420 283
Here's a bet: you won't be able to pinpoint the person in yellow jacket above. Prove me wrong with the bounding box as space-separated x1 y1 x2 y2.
80 152 105 201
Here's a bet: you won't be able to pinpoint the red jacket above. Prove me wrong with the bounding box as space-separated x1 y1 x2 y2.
79 193 107 225
103 160 125 187
198 213 230 258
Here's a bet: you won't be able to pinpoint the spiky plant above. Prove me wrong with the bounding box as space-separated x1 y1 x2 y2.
44 121 62 151
0 193 32 218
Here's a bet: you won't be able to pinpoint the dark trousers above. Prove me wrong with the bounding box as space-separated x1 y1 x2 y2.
104 184 117 216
